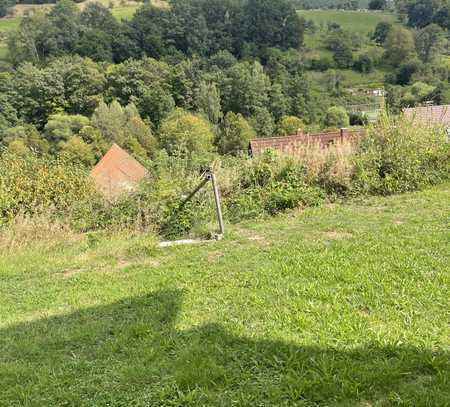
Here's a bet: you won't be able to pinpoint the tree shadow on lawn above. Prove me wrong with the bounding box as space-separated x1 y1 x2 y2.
1 289 448 406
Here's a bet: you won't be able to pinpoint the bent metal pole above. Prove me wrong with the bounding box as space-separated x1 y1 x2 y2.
210 172 225 235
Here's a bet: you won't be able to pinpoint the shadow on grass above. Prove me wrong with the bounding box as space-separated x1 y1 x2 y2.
1 289 448 406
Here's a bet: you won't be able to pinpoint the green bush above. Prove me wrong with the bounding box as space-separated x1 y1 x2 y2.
353 114 449 195
159 109 214 156
225 151 325 221
0 152 97 225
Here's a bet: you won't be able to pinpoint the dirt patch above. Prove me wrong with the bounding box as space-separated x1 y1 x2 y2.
323 231 353 241
248 235 265 241
116 257 160 270
62 267 86 278
207 251 224 262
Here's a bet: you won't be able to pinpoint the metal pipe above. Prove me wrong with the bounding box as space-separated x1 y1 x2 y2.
179 176 210 209
210 172 225 235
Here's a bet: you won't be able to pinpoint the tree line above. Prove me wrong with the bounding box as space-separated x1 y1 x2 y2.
7 0 305 65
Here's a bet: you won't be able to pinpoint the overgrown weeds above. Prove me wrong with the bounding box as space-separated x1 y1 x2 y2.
0 114 448 245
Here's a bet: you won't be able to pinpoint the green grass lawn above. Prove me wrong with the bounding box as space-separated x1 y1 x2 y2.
298 10 398 35
1 184 449 406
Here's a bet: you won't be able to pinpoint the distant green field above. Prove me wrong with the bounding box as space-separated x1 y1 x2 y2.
298 10 397 35
0 16 21 34
111 5 138 21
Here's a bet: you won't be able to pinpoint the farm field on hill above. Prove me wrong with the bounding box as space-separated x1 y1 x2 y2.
1 184 449 406
298 9 398 34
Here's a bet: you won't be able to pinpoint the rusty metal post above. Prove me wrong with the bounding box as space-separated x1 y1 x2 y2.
210 172 224 235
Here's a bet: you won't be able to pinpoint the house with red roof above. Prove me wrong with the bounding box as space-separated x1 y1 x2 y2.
90 144 148 200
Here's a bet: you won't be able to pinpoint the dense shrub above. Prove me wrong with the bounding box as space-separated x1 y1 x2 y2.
324 106 350 128
159 109 214 156
225 151 325 221
0 152 97 224
352 114 449 195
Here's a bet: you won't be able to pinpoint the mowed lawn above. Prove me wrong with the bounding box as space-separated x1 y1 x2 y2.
0 184 449 406
298 10 398 35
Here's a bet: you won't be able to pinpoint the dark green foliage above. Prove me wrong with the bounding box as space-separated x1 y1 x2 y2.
216 112 255 155
415 24 447 63
371 21 392 44
244 0 305 51
354 54 374 73
7 0 306 64
9 63 66 128
0 0 14 17
333 43 354 69
368 0 386 10
395 58 423 85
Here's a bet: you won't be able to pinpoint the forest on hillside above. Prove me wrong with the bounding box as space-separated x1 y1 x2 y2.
0 0 448 165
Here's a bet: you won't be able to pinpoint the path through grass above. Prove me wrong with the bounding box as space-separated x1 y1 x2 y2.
1 184 449 406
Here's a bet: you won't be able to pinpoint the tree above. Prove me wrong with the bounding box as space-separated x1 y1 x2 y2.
324 106 349 128
277 116 304 136
76 29 113 62
433 4 450 30
395 58 423 85
91 101 157 158
0 0 14 18
250 107 275 138
195 81 223 125
128 4 170 59
269 83 290 123
80 2 119 35
216 112 255 155
158 108 214 155
0 93 17 133
1 124 49 154
244 0 305 51
47 56 106 117
354 54 374 73
44 113 90 152
415 24 447 62
221 61 271 117
369 0 387 10
333 43 353 69
106 57 174 126
372 21 392 45
10 63 66 128
407 0 438 28
384 26 416 66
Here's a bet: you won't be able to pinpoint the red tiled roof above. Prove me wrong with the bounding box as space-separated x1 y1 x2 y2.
403 105 450 127
249 129 365 157
90 144 148 199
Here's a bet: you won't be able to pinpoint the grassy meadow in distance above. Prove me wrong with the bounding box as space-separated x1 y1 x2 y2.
1 184 449 406
298 9 398 34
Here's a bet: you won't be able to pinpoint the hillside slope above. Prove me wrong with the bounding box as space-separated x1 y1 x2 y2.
1 183 449 406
